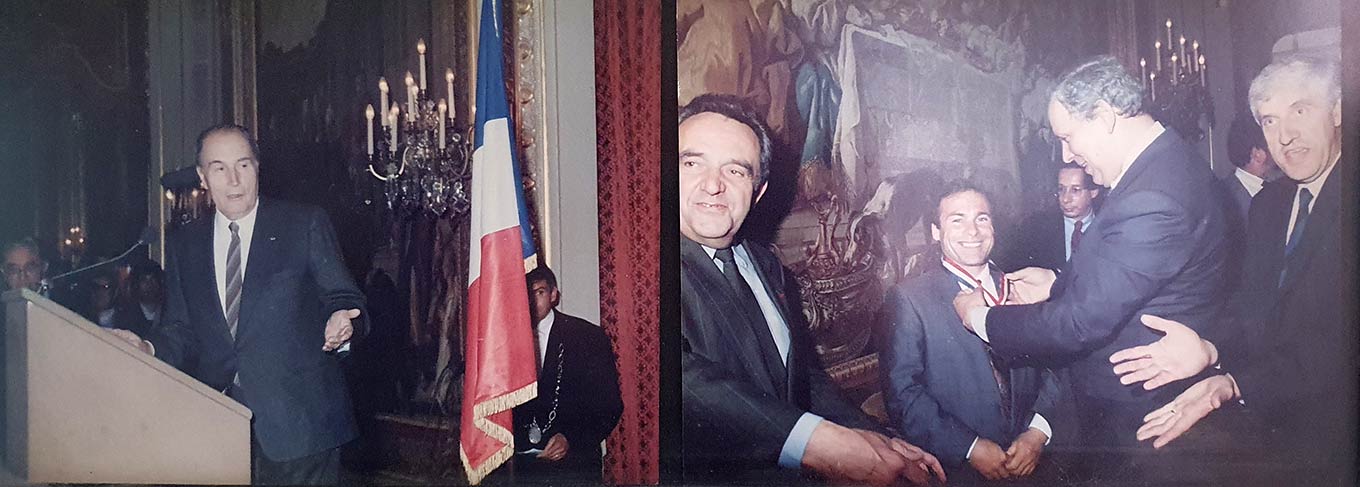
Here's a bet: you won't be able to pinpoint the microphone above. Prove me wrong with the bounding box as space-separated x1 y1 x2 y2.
39 226 158 297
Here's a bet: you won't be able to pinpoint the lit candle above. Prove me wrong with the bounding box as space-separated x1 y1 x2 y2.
1165 19 1173 46
1192 41 1201 72
1149 72 1157 101
1199 55 1206 85
438 100 447 149
445 69 455 120
390 106 400 153
378 78 390 127
1139 58 1146 87
417 39 428 91
1179 36 1187 68
408 84 418 122
405 72 416 120
365 104 375 156
1170 54 1179 81
1154 41 1162 71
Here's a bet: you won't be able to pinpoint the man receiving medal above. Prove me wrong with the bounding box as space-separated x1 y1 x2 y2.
879 182 1064 482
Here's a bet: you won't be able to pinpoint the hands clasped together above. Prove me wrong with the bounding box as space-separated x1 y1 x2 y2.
969 428 1048 480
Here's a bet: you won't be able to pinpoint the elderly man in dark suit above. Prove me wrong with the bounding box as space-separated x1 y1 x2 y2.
1110 55 1354 485
952 56 1231 466
880 182 1062 482
512 265 622 481
111 124 366 485
679 94 942 486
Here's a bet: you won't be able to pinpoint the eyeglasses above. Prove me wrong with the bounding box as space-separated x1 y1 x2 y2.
1054 187 1091 198
3 262 45 278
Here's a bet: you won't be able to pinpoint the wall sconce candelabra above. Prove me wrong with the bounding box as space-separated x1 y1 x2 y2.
1140 18 1214 142
361 39 471 218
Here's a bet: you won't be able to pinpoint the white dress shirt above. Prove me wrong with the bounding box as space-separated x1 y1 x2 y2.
212 202 259 317
535 309 556 367
1063 212 1094 261
1286 158 1336 241
1234 167 1266 198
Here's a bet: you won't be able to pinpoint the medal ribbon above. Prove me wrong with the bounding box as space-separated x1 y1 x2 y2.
942 257 1008 306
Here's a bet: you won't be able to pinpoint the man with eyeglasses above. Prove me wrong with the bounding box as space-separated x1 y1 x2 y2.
999 163 1099 272
3 239 48 293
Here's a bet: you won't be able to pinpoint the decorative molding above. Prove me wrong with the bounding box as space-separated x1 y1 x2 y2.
228 0 257 135
512 0 546 199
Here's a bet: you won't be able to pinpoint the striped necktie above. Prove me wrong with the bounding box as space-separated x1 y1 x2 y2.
225 221 243 339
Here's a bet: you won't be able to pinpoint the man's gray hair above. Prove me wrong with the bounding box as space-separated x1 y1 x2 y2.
1050 55 1145 121
1248 55 1341 123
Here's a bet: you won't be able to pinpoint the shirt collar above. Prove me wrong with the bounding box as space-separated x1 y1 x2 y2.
536 309 556 337
1108 121 1165 190
1063 211 1094 227
1298 152 1339 202
213 198 261 232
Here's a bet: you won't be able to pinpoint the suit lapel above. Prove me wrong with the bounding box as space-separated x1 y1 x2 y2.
238 198 281 340
742 244 791 396
1280 174 1340 292
680 238 786 395
186 216 232 341
928 269 1005 430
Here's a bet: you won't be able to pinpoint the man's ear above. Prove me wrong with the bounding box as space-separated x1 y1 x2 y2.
549 288 561 308
195 166 208 190
1095 100 1117 134
754 182 769 205
930 223 941 242
1333 99 1342 127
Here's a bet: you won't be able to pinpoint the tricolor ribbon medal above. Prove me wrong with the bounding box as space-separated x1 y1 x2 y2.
942 257 1008 306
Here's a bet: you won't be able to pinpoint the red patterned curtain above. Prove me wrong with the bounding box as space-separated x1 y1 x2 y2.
595 0 661 484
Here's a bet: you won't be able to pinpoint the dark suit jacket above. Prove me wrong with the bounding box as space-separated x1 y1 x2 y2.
512 311 623 472
984 128 1231 441
149 198 367 461
998 210 1068 273
681 237 879 478
1219 168 1357 473
1219 173 1253 225
879 267 1061 466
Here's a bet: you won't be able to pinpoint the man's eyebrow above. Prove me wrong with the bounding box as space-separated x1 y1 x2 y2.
680 149 703 158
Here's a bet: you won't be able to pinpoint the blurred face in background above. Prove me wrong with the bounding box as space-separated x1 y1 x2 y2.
4 246 45 291
1056 167 1098 219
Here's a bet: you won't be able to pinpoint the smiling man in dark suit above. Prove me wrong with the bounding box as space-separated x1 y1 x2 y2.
951 56 1231 475
511 265 622 481
679 94 942 486
881 183 1061 482
111 124 366 485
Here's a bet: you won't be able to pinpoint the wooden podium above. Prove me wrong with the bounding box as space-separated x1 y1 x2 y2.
3 289 251 484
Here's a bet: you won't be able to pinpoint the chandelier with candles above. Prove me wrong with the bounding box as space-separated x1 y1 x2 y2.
361 39 471 218
1139 18 1213 142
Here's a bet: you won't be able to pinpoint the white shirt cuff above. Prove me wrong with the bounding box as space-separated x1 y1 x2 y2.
337 342 351 353
778 413 824 469
144 340 156 356
965 436 980 459
968 307 992 342
1029 413 1053 445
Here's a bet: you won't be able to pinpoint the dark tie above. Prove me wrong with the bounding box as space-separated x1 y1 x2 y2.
947 268 1014 425
225 221 243 339
1070 220 1084 256
714 247 787 390
1280 188 1313 287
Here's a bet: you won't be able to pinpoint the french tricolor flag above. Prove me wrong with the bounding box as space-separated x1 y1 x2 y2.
459 0 539 483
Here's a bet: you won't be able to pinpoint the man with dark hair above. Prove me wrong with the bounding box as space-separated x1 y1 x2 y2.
880 182 1061 482
1221 114 1281 224
110 124 366 484
999 164 1099 272
951 55 1231 468
1110 55 1353 485
511 265 622 481
679 93 942 485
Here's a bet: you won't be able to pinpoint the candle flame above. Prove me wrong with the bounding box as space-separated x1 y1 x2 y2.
417 39 426 55
379 78 388 92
